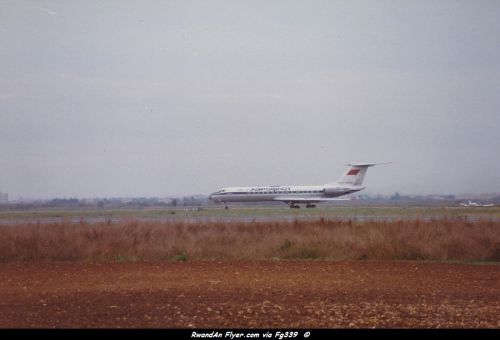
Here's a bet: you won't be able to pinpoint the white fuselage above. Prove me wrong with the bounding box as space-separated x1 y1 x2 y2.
209 184 363 204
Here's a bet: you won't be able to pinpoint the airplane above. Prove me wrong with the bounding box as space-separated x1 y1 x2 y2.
209 163 389 208
460 201 494 207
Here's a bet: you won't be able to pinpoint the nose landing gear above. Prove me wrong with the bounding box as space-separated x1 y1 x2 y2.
305 204 316 208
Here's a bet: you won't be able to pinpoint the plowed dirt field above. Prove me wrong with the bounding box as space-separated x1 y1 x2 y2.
0 261 499 328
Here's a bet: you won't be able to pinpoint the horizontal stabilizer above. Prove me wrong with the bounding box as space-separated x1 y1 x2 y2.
347 162 392 167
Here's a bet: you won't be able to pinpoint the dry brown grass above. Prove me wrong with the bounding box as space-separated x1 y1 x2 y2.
0 218 499 262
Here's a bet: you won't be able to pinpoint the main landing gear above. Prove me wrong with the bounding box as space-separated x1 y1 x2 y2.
288 203 317 209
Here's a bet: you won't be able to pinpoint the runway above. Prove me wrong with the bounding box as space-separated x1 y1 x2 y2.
1 206 499 225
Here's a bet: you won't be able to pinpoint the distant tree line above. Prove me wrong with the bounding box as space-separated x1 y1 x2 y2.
50 198 80 205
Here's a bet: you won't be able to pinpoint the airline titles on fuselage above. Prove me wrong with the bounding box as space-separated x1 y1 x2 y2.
250 187 291 192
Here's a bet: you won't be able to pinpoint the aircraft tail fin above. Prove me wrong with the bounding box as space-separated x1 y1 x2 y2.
329 162 390 186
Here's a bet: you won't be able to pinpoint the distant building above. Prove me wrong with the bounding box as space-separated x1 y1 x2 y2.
0 192 8 203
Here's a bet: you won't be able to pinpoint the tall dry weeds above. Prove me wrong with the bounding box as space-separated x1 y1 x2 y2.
0 218 498 262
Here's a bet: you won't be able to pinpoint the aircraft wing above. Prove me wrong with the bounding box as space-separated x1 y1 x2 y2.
273 196 351 203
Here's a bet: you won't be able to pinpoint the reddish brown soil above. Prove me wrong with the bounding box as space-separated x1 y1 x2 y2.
0 261 499 328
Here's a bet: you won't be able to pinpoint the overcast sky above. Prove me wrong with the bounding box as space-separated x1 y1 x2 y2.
1 0 499 199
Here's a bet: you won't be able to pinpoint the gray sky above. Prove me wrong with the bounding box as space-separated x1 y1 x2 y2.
1 0 499 199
